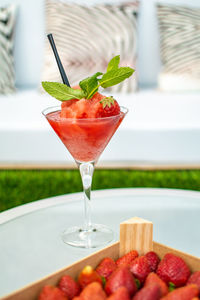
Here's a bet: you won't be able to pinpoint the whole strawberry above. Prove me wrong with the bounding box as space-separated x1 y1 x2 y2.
105 266 137 296
107 287 130 300
156 253 191 287
78 265 102 290
116 250 138 268
187 271 200 293
96 96 120 118
132 283 161 300
79 282 107 300
161 284 199 300
145 272 168 296
96 257 117 280
129 256 151 283
145 251 160 272
38 285 67 300
58 275 80 299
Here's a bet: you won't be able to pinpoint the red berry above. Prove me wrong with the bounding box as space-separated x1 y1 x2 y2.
129 256 151 283
105 266 137 296
78 265 103 290
156 253 191 287
187 271 200 293
132 283 161 300
96 257 117 280
96 96 120 118
161 284 199 300
38 285 67 300
79 282 107 300
145 272 168 296
145 251 160 272
107 287 130 300
116 250 138 268
58 275 80 299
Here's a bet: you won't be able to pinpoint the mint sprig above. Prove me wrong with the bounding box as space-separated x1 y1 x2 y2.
42 55 135 101
79 72 102 99
42 82 86 101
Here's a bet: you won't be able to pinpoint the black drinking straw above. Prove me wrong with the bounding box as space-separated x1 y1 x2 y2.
47 33 71 87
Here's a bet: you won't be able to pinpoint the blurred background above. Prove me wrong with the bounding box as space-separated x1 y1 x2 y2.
0 0 200 211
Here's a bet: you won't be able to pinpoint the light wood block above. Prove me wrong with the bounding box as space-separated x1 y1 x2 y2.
120 217 153 257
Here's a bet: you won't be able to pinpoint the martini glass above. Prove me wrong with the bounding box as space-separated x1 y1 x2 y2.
42 105 128 248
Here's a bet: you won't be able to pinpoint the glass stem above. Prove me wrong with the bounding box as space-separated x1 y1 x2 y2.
79 162 94 231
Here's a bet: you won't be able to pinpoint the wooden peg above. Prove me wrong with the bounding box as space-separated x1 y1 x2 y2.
120 217 153 257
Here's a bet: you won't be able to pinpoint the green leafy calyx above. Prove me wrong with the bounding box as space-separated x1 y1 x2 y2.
100 96 115 108
42 55 135 101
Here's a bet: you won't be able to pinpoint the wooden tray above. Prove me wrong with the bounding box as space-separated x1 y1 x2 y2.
3 217 200 300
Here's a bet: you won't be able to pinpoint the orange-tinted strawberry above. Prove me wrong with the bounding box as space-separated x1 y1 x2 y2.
116 250 138 268
129 256 151 283
79 282 107 300
191 298 199 300
156 253 191 287
105 266 137 296
145 272 168 296
58 275 80 299
132 283 161 300
96 257 117 280
107 287 130 300
187 272 200 293
161 284 199 300
145 251 160 272
78 266 102 290
38 285 68 300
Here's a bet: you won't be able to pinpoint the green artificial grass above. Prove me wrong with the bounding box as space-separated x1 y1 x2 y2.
0 169 200 212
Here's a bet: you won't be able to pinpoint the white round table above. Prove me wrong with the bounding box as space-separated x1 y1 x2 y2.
1 188 200 298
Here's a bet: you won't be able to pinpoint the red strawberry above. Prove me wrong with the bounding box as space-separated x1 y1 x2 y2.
96 257 117 280
145 272 168 296
79 282 107 300
129 256 151 283
156 253 191 287
58 275 80 299
161 284 199 300
96 96 120 118
38 285 67 300
78 266 102 290
187 272 200 293
132 283 161 300
116 250 138 268
145 251 160 272
105 266 137 296
107 287 130 300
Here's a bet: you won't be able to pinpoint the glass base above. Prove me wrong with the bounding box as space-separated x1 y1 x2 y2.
62 224 114 248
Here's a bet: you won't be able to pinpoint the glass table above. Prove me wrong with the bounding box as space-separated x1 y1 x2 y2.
1 188 200 298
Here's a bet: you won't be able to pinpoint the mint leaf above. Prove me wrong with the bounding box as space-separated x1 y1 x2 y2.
79 72 102 99
107 55 120 72
42 82 86 101
99 67 135 88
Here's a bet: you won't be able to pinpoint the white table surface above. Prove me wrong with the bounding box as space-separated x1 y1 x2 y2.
1 188 200 297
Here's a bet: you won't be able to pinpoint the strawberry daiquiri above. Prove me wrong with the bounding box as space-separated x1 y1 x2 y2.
42 55 134 248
